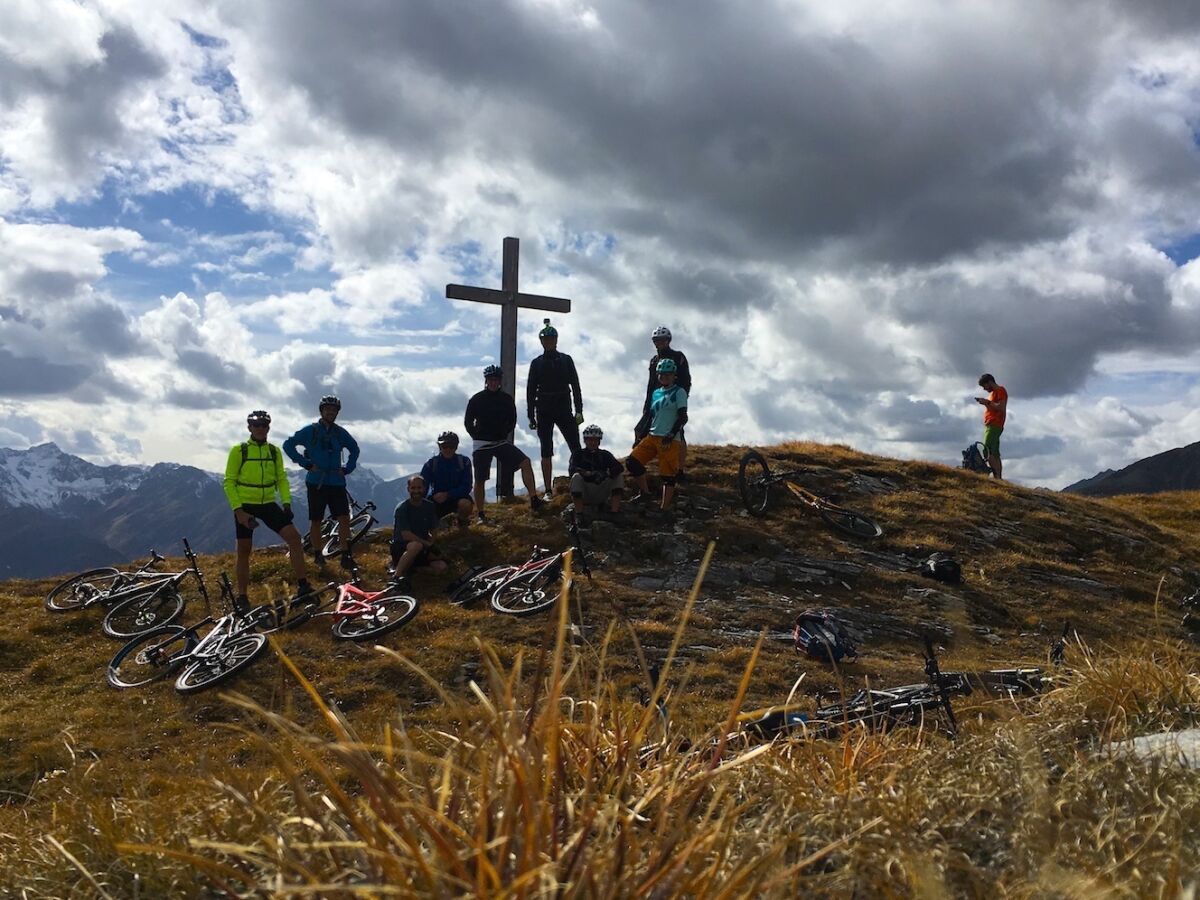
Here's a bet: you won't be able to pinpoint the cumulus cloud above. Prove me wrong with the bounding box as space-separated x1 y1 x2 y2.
0 0 1199 487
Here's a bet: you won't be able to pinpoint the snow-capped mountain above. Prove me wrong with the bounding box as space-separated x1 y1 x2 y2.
0 443 411 579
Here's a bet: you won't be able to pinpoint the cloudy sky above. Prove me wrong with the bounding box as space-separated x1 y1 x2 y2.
1 0 1199 488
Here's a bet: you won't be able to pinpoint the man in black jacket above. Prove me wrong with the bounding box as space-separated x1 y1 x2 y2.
527 319 583 498
464 364 545 523
569 424 624 517
638 325 692 476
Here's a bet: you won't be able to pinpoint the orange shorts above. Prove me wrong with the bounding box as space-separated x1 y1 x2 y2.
629 435 682 476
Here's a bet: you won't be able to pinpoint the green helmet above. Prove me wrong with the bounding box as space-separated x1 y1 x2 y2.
539 318 558 338
656 358 678 375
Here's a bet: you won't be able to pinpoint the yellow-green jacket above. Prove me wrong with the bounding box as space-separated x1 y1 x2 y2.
223 440 291 510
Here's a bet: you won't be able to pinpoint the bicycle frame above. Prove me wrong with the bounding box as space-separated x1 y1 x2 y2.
314 579 399 621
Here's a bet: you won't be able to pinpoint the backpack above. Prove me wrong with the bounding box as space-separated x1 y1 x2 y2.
446 565 489 602
961 442 991 474
237 442 281 479
794 609 858 663
920 552 962 584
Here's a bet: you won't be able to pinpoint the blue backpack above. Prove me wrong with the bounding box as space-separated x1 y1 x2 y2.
794 609 857 663
961 442 991 474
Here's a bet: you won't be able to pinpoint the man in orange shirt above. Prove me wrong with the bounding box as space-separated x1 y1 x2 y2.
975 373 1008 480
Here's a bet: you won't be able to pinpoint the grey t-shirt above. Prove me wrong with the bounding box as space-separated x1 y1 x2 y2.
393 498 440 541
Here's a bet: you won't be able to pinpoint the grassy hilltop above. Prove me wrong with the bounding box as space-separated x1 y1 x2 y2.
1 442 1198 897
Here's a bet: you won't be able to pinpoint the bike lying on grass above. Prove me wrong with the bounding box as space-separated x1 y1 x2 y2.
741 632 1061 741
737 449 883 539
107 573 271 694
300 494 378 560
448 512 592 616
273 568 420 640
45 539 209 640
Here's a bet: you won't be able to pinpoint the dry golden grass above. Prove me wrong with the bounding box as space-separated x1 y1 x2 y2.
0 442 1198 896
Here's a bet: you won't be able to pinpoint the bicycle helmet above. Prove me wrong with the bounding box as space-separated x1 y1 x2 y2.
655 358 678 375
437 430 459 447
652 325 672 340
582 424 603 440
539 318 558 338
319 394 341 410
246 409 271 426
483 364 502 379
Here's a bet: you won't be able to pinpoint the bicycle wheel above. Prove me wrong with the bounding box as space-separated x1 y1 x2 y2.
102 585 185 640
45 567 122 612
737 451 772 517
491 565 563 616
174 633 268 694
322 512 373 558
451 565 518 606
819 505 883 539
333 591 419 641
107 625 196 689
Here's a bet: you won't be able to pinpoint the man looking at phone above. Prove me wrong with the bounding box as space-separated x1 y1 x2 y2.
974 373 1008 480
223 410 310 611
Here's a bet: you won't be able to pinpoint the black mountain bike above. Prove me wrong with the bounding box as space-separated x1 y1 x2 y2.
107 573 272 694
301 494 378 559
45 539 208 640
737 449 882 539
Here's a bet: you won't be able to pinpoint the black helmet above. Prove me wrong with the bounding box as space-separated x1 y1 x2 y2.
246 409 271 426
437 430 459 447
483 364 502 379
319 394 341 410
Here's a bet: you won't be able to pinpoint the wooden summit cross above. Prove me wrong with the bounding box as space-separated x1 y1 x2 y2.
447 237 571 497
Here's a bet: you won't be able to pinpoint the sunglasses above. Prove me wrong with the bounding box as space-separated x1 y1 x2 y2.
249 423 270 429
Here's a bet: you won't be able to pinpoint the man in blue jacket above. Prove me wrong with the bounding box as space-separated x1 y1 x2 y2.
283 394 361 569
420 431 475 527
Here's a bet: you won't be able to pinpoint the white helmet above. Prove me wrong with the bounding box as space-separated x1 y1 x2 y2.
652 325 672 340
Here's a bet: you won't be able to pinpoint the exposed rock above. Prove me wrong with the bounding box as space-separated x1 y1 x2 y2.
631 575 667 592
849 473 902 495
904 587 964 610
1026 569 1116 598
1115 729 1200 769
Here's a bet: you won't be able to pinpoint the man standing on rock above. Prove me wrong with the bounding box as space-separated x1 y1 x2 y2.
626 358 688 510
283 395 361 569
975 373 1007 481
465 364 547 523
639 325 692 479
223 410 310 611
527 319 584 498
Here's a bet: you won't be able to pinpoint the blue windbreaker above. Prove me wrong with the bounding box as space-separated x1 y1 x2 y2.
420 453 473 499
283 422 360 487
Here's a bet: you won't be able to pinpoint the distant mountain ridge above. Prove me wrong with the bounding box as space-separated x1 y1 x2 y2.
0 443 412 578
1062 441 1200 496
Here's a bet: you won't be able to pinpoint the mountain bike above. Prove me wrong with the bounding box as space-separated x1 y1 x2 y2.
278 569 419 640
742 638 1049 741
737 449 883 539
107 573 270 694
45 540 208 638
301 494 378 560
490 513 592 616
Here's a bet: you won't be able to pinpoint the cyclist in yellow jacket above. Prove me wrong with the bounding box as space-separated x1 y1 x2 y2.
223 410 310 610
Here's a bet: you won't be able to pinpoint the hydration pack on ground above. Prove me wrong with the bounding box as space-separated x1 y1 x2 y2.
920 552 963 584
794 609 858 663
961 442 991 474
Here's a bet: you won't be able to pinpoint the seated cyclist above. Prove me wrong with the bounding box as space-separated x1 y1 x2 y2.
420 431 475 527
569 424 624 517
625 358 688 510
389 475 448 589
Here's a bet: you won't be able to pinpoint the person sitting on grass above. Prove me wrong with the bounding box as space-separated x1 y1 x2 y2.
389 475 448 589
420 431 474 527
625 358 688 510
569 424 624 518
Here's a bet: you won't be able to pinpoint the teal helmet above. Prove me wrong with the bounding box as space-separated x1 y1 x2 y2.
656 358 678 375
539 318 558 338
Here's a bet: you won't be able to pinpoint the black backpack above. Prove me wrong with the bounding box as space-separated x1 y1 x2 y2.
961 442 991 474
794 609 857 663
921 552 962 584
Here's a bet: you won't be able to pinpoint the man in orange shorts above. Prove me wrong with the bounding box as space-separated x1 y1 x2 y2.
626 358 688 510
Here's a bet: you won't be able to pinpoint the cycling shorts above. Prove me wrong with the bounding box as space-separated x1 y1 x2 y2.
307 484 350 520
472 442 529 482
629 435 682 477
235 502 294 540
